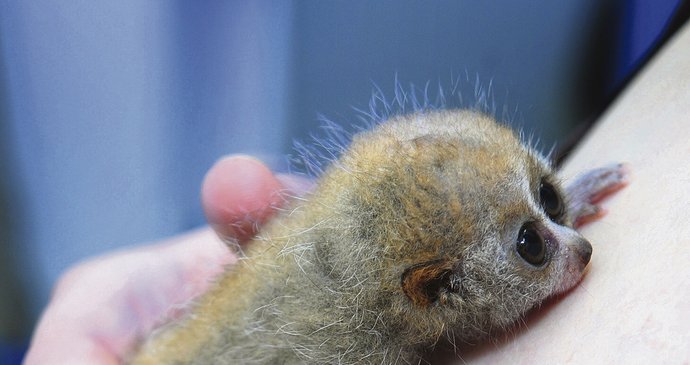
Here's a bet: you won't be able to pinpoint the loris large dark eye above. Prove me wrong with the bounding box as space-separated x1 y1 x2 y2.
539 181 564 221
516 222 546 266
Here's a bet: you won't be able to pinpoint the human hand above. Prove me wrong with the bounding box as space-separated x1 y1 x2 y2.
24 155 311 364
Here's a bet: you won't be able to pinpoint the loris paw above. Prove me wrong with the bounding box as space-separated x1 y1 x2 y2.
565 163 629 228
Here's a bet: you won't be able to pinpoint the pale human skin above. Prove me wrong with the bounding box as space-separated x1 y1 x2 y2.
25 156 314 365
27 22 690 364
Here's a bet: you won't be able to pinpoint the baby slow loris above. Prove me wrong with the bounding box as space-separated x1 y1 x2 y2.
131 109 626 364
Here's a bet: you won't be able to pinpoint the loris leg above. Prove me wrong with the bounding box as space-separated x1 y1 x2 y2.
565 163 629 228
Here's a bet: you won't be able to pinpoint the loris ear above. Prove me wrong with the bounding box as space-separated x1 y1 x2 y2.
401 259 460 307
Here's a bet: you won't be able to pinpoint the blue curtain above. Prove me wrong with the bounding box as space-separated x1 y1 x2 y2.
0 1 292 323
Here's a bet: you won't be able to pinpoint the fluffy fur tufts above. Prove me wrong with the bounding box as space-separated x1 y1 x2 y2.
290 75 520 179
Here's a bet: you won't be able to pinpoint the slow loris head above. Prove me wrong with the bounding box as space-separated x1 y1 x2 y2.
323 109 592 341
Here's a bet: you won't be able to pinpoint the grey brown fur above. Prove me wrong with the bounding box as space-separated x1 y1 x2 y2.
131 110 625 364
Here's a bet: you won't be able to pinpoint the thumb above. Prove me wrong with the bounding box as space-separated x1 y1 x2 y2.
201 155 313 244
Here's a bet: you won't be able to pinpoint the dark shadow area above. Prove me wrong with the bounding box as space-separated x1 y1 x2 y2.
557 0 690 164
0 34 31 363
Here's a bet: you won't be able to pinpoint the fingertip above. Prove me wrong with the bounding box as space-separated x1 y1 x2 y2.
573 208 607 229
201 155 283 243
618 162 632 184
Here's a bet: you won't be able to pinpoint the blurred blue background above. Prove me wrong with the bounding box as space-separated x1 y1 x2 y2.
0 0 683 362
